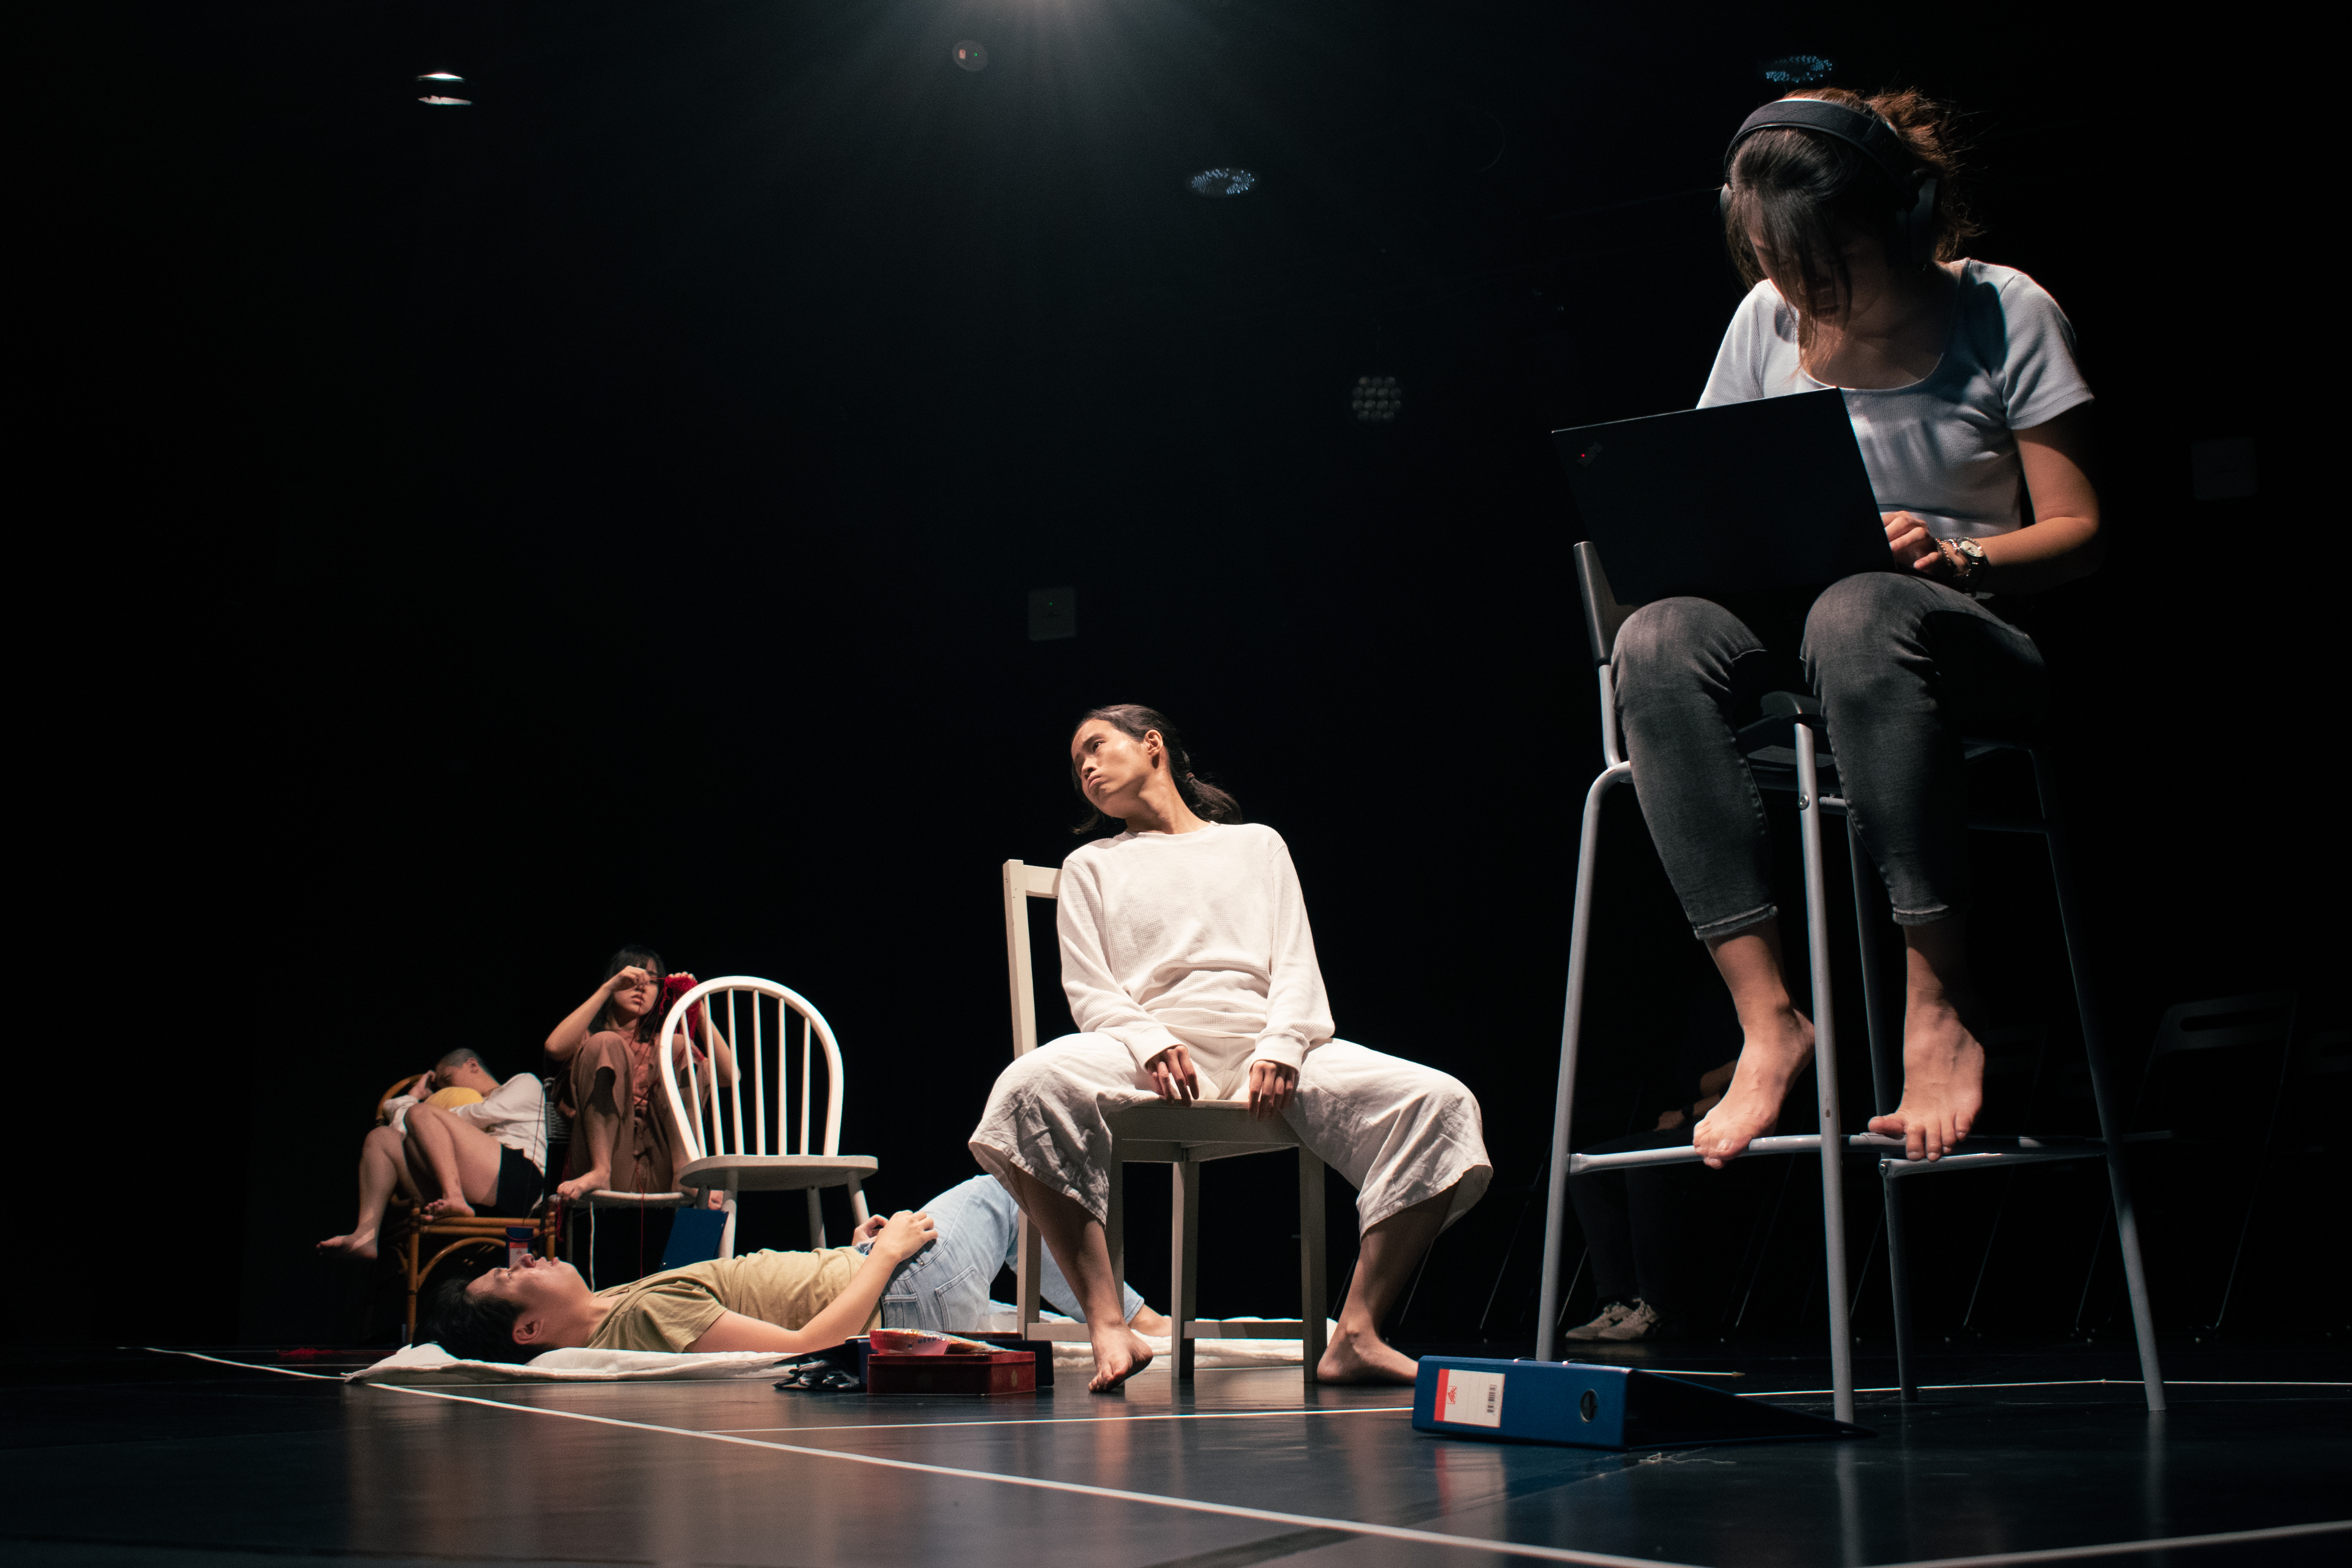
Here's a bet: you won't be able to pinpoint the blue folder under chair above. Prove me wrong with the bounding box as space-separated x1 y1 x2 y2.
1413 1358 1872 1450
659 1207 731 1270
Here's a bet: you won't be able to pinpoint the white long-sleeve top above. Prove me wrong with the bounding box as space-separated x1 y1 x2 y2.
1057 821 1334 1078
385 1072 548 1173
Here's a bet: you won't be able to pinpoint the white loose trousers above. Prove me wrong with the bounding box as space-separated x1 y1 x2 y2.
969 1032 1491 1236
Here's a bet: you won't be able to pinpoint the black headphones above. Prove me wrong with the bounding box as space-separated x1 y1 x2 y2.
1719 98 1941 267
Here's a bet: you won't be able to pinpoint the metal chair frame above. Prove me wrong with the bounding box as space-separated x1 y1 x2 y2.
1003 859 1329 1383
1533 543 2164 1422
657 976 877 1261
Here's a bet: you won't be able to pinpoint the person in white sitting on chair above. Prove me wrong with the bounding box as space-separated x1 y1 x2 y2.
969 704 1492 1392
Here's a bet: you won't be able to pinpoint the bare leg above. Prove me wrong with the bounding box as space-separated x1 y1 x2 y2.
556 1062 622 1204
1318 1189 1452 1384
404 1103 505 1219
1690 923 1816 1167
1867 915 1985 1161
319 1126 412 1258
1007 1168 1154 1392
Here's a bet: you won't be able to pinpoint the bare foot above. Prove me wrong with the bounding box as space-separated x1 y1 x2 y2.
420 1196 475 1220
316 1231 378 1260
1868 996 1984 1162
1317 1323 1419 1384
555 1167 609 1204
1087 1325 1155 1392
1692 1010 1815 1168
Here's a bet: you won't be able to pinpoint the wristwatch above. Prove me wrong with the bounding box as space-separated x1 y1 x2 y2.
1950 536 1988 588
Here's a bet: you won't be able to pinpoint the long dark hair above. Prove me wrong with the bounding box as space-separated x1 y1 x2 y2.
1069 704 1241 835
592 944 667 1043
1722 87 1979 354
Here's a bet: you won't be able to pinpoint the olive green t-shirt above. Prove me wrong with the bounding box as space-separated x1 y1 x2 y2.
586 1247 878 1352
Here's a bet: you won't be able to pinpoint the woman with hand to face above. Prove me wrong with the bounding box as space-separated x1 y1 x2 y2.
969 705 1491 1391
546 946 735 1206
1617 87 2103 1173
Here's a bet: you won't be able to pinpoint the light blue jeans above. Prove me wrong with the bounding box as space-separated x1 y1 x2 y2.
863 1175 1145 1332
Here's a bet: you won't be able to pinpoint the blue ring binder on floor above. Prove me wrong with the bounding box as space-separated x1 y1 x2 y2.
1413 1357 1873 1450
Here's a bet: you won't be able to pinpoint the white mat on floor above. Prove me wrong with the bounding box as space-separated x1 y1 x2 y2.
350 1344 800 1384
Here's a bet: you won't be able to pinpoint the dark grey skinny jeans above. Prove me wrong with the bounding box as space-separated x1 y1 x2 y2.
1613 572 2047 939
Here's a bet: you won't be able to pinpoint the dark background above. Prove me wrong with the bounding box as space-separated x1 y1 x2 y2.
30 1 2334 1350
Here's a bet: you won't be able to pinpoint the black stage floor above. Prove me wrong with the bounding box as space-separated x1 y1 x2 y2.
5 1342 2345 1568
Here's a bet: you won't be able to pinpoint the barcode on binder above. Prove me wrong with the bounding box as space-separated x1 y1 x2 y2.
1437 1368 1505 1428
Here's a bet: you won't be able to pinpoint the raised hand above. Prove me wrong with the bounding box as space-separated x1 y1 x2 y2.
1144 1044 1200 1104
1247 1059 1297 1120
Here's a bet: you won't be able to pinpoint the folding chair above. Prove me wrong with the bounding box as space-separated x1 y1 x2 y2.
1533 543 2165 1420
659 976 876 1260
1003 859 1330 1383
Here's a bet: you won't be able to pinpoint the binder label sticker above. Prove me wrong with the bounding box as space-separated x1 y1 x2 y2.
1437 1368 1505 1428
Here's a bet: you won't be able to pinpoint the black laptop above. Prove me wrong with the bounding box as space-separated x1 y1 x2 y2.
1551 388 1892 604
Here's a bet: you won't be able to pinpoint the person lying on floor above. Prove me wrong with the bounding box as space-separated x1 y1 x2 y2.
318 1049 546 1259
419 1174 1171 1362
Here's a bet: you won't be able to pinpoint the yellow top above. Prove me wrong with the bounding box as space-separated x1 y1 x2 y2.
586 1248 878 1352
425 1086 485 1109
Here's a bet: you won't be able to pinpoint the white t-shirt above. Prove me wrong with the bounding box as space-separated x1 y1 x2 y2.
386 1072 548 1172
1056 821 1334 1077
1696 260 2093 539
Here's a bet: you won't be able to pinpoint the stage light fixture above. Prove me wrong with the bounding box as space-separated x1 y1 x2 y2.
1188 167 1256 197
1761 54 1834 85
1350 374 1403 425
954 40 988 71
416 73 471 105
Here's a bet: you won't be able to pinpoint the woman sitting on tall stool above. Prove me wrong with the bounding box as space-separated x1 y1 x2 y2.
1624 87 2104 1169
970 705 1491 1390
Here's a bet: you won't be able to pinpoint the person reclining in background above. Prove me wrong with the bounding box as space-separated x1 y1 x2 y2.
546 946 735 1206
318 1049 547 1259
421 1174 1171 1362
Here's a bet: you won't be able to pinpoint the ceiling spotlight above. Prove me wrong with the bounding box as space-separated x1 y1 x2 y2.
418 95 472 106
1188 167 1256 198
1760 54 1834 86
954 40 987 71
416 72 464 82
1350 374 1403 426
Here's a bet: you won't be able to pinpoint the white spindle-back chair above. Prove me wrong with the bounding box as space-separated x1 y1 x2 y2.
657 975 876 1261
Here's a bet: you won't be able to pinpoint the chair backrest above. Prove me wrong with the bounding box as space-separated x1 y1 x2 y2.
1003 860 1062 1059
1574 541 1637 667
656 976 849 1165
2132 990 2297 1136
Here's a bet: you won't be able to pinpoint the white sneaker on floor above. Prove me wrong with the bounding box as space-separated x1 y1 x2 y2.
1562 1301 1634 1341
1596 1300 1663 1341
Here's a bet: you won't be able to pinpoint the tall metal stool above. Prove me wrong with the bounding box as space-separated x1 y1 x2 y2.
1533 543 2164 1420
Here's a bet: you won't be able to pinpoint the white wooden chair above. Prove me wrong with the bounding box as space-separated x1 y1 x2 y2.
657 976 877 1261
1004 860 1329 1383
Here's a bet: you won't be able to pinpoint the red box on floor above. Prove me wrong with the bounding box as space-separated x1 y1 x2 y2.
864 1350 1037 1395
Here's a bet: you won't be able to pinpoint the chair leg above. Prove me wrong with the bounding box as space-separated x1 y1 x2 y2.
405 1225 421 1345
1536 762 1630 1362
1014 1215 1042 1338
2033 747 2165 1413
1796 722 1857 1425
1299 1149 1328 1384
1846 819 1900 1116
1105 1154 1126 1292
1171 1160 1200 1383
1883 1171 1919 1401
846 1177 871 1227
805 1189 826 1250
720 1191 740 1262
